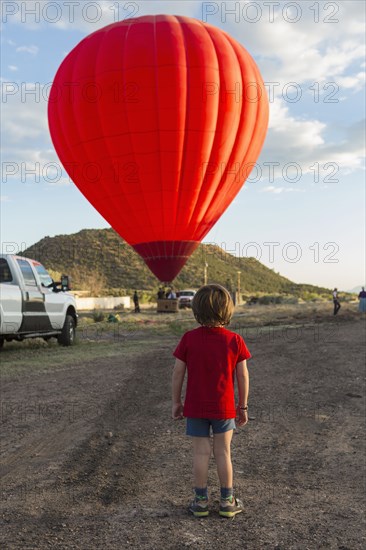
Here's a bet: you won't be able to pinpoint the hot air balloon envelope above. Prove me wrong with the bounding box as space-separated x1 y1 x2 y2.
48 15 269 281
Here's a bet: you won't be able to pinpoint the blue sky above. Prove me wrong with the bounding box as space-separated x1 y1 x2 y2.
1 0 365 290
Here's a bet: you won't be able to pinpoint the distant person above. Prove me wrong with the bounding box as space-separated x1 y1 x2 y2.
166 288 176 299
358 287 366 313
332 288 341 315
133 290 140 313
171 284 251 518
157 288 165 300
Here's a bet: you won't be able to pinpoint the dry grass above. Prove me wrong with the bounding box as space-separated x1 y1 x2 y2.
232 300 361 325
1 301 362 376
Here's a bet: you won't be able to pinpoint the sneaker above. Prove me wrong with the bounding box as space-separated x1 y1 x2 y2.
189 497 209 517
219 496 244 518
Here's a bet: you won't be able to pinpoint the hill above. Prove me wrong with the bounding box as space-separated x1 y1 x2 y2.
347 286 364 294
22 228 330 298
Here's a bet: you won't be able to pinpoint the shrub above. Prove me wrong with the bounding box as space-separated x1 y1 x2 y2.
281 296 299 304
302 292 323 302
258 295 279 305
92 309 105 322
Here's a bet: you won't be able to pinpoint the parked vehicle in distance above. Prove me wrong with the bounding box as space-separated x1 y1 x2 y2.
0 254 77 348
177 289 196 309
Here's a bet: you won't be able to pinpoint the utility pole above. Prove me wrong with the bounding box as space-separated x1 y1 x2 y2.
204 262 208 285
237 271 241 305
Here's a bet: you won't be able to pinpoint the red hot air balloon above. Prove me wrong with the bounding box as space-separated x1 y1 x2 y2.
48 15 269 282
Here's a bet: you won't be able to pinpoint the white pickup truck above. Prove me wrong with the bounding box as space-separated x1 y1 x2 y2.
0 254 77 348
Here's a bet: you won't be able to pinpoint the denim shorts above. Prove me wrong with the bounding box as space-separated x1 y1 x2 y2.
186 417 236 437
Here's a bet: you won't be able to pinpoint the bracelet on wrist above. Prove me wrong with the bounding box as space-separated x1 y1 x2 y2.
239 406 248 410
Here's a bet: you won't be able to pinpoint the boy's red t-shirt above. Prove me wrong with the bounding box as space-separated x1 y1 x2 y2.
173 326 251 419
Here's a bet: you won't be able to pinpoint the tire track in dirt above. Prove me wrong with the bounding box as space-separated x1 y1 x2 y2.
1 361 132 486
2 344 177 548
1 344 172 503
54 347 174 507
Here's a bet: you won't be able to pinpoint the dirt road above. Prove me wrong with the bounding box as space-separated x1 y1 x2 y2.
1 308 365 549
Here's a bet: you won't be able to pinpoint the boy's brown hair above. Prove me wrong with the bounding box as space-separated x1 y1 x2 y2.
192 284 234 327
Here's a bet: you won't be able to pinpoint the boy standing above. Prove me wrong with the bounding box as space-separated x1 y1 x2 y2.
172 284 251 518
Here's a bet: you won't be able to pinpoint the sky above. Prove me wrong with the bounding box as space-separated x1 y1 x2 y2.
1 0 365 291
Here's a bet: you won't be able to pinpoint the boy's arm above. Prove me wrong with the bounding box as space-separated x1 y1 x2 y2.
171 358 186 420
235 360 249 426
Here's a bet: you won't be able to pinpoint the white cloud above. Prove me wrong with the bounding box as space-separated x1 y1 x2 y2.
261 186 305 194
15 45 39 55
220 1 365 93
0 195 12 202
1 83 69 186
1 86 47 143
268 102 326 148
8 65 18 72
336 72 365 91
261 102 365 179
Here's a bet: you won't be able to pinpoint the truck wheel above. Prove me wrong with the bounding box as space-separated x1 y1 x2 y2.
0 338 4 349
57 315 76 346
